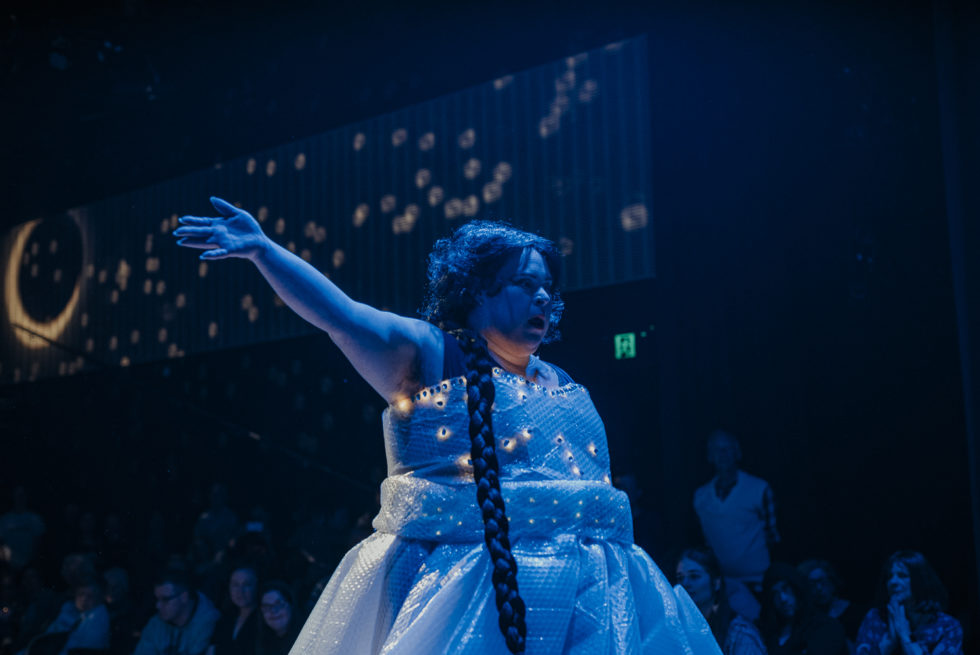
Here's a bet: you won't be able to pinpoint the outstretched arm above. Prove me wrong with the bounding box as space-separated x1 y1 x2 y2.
174 197 443 403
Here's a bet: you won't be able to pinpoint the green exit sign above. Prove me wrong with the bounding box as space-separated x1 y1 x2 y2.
613 333 636 359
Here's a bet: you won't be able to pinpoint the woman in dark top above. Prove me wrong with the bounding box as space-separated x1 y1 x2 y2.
209 567 259 655
760 563 846 655
675 546 766 655
255 582 300 655
855 551 962 655
798 559 866 650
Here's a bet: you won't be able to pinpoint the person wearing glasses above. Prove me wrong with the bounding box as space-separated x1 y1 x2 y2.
133 569 220 655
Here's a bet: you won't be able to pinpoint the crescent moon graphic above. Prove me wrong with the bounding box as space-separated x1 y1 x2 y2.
4 218 83 350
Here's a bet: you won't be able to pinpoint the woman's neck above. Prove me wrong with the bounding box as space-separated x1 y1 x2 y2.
485 341 531 378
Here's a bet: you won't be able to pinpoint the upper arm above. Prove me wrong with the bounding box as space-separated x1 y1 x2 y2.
328 304 445 404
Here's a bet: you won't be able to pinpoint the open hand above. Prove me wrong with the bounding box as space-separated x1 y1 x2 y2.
174 197 269 260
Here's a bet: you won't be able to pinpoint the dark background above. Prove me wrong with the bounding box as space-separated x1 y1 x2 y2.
1 0 977 641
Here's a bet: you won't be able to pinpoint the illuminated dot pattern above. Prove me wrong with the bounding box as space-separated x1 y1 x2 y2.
0 38 652 383
372 372 631 541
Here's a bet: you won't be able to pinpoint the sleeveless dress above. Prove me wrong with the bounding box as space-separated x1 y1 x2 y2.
289 339 719 654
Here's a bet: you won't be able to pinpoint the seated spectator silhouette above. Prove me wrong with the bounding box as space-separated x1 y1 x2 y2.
192 485 239 566
0 487 46 572
16 567 62 652
675 546 766 655
694 430 779 594
855 551 962 655
102 568 138 655
255 583 299 655
30 574 110 655
132 569 220 655
798 559 866 649
207 566 259 655
760 563 845 655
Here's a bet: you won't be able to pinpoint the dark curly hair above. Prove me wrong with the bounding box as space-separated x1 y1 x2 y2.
419 220 564 343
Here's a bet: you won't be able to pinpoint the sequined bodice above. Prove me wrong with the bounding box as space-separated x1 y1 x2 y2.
372 369 633 543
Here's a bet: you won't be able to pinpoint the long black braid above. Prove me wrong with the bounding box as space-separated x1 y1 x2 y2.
455 330 527 654
421 221 564 653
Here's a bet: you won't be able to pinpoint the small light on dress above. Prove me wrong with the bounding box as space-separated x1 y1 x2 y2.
587 443 598 456
571 465 581 476
437 427 451 441
394 396 412 413
603 475 611 484
501 438 517 453
520 428 532 442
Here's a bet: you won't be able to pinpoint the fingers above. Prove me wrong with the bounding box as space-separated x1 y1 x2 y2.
177 239 216 250
210 196 239 217
177 216 213 226
200 248 229 260
173 226 212 237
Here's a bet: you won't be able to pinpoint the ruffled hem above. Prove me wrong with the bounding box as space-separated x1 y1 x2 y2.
289 533 720 655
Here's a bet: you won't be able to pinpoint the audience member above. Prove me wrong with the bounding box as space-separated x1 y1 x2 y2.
798 559 865 648
254 583 299 655
100 515 129 570
855 551 962 655
675 546 766 655
73 513 102 561
207 567 259 655
694 430 780 593
760 563 846 655
132 569 220 655
192 486 239 565
0 488 46 572
103 567 138 655
38 575 110 655
15 568 62 651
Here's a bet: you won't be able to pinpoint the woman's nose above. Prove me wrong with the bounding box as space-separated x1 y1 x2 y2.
533 287 550 305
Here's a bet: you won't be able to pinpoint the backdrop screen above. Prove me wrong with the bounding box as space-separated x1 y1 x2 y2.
1 37 652 383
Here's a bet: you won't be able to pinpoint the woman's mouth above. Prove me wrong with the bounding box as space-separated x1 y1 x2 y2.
528 316 546 330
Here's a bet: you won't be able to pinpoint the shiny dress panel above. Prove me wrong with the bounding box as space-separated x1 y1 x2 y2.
290 370 720 654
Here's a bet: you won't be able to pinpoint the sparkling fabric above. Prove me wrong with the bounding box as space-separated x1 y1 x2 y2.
290 370 720 654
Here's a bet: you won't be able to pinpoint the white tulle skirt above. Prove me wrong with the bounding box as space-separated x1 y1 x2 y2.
289 531 720 655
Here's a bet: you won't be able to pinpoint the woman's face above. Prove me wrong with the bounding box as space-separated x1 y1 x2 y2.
887 562 912 604
806 567 834 607
229 569 257 610
468 249 553 353
260 590 292 636
676 558 714 609
771 580 798 621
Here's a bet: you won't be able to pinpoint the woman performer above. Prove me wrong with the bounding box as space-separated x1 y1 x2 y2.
174 197 719 654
